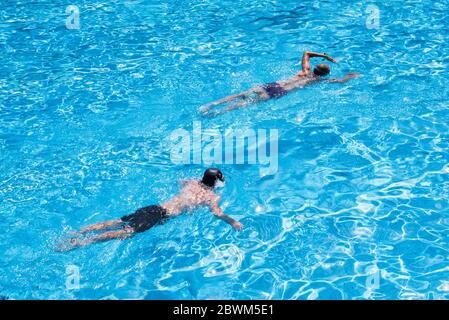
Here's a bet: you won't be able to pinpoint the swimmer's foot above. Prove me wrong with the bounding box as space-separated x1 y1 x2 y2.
200 101 225 114
199 104 212 114
55 236 89 252
201 110 220 118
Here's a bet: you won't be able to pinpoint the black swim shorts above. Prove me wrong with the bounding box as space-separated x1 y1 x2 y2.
121 205 168 233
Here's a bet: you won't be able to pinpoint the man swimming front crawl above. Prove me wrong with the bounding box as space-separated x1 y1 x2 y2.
62 168 242 250
200 51 361 116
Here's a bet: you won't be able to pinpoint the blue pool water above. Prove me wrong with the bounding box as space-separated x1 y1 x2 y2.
1 0 449 299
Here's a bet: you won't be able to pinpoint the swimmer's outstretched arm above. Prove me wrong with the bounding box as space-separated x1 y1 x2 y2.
210 200 243 231
328 72 361 83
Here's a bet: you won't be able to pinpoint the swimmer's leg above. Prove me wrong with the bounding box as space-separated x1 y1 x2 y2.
78 219 124 234
85 228 133 244
61 228 134 251
200 87 263 114
200 94 243 114
207 100 252 117
208 87 269 117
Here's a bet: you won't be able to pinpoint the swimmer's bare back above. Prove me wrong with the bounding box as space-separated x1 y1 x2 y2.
57 169 242 251
164 180 243 229
200 51 361 117
162 180 219 216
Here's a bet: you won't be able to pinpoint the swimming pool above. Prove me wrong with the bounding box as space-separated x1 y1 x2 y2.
1 0 449 299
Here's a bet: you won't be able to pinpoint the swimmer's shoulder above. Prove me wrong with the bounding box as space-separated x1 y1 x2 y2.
206 190 220 203
195 181 220 203
180 179 199 188
180 180 209 194
181 180 218 197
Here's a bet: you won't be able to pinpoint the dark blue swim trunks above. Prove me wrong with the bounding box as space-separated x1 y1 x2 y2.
263 82 288 98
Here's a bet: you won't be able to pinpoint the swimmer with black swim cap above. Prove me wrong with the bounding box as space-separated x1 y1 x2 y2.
59 168 242 251
201 168 225 188
200 50 361 117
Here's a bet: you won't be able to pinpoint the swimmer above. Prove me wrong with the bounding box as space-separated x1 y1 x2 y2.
200 51 361 116
59 168 242 251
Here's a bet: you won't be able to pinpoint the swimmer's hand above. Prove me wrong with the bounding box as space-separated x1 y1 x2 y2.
345 72 362 78
232 221 244 231
328 72 362 83
324 53 337 63
212 209 243 231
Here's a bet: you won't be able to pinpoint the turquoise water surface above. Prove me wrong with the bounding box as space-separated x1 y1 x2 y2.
1 0 449 299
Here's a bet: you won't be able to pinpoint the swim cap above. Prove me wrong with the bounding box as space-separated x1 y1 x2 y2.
313 63 330 76
201 168 225 188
